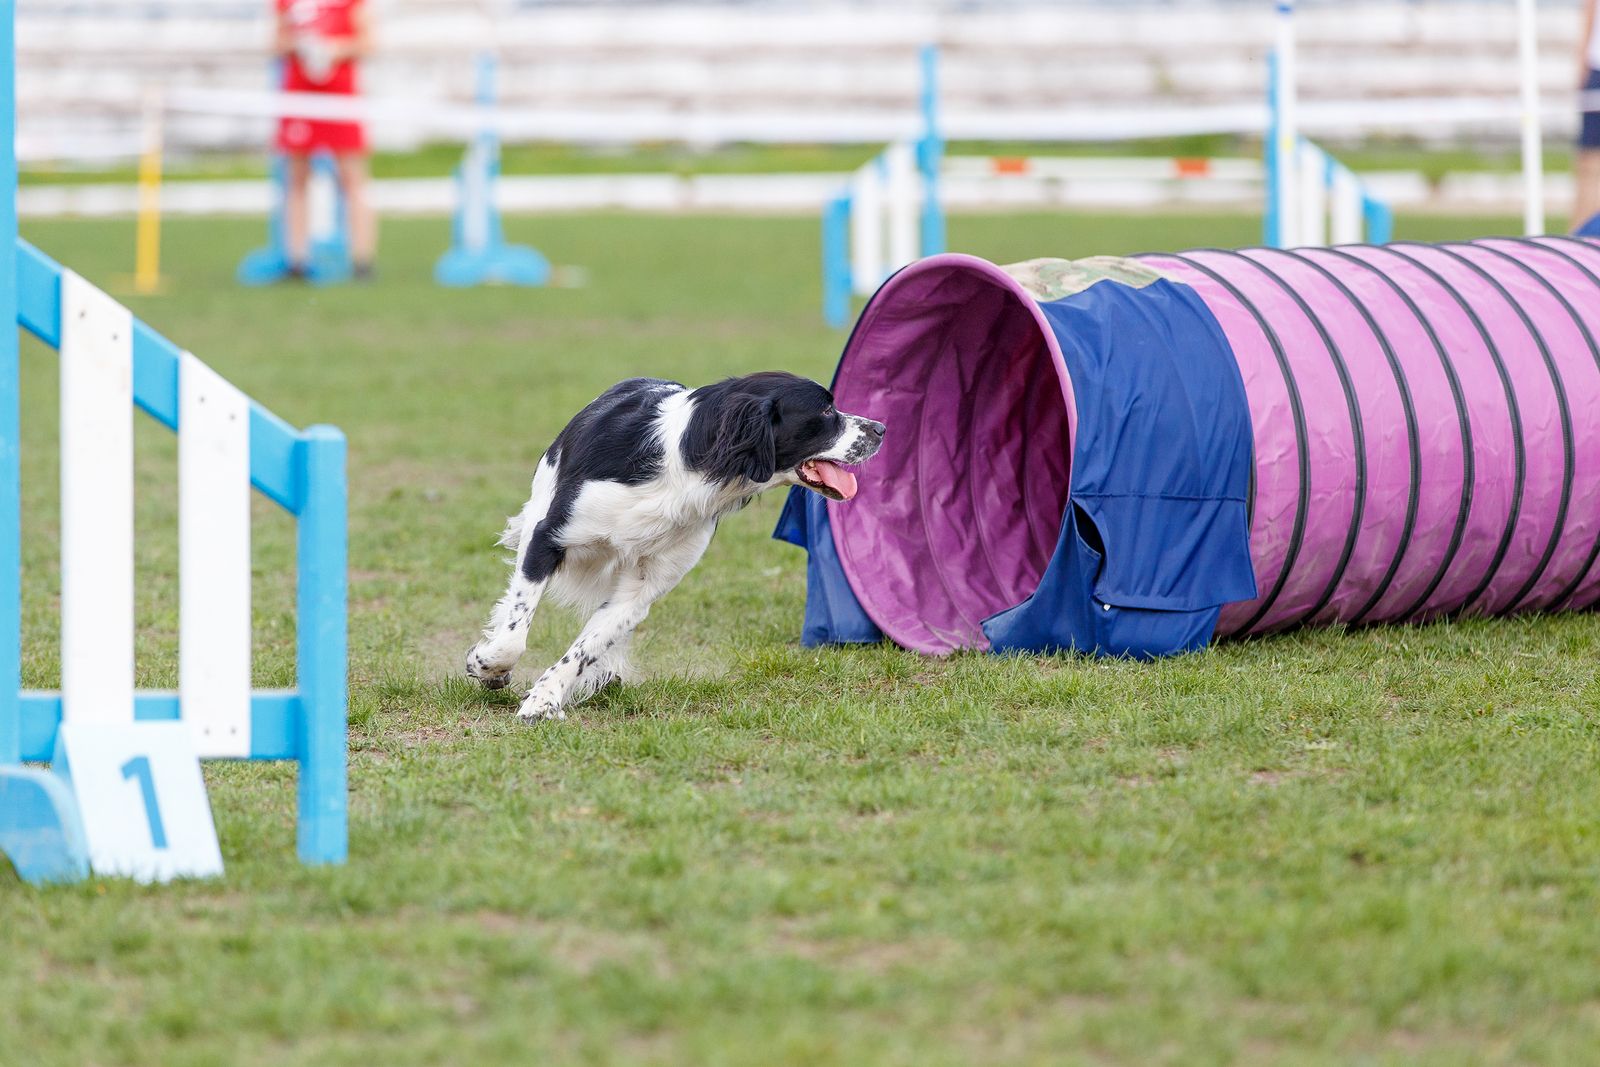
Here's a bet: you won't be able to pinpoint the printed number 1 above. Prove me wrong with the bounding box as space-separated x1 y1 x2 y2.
120 756 169 849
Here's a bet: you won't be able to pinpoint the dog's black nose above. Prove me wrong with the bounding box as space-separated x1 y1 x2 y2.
864 419 886 438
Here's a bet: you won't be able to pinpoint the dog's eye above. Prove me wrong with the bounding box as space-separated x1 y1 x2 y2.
823 406 835 416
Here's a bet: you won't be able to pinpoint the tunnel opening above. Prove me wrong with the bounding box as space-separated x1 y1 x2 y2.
827 255 1076 654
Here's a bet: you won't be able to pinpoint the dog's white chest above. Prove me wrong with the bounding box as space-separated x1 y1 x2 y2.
562 475 733 559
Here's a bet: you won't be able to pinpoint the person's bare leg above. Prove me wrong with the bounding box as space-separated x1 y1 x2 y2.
284 153 311 273
335 153 377 272
1575 151 1600 233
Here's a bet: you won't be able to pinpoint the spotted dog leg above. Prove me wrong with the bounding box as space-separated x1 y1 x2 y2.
466 481 564 689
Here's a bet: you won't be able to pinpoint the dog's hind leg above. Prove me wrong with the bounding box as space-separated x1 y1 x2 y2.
519 523 714 721
466 463 563 689
591 628 641 690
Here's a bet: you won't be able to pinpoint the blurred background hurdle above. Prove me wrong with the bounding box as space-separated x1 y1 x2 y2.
1264 4 1394 249
231 53 550 289
820 33 1401 326
822 44 943 328
434 53 550 288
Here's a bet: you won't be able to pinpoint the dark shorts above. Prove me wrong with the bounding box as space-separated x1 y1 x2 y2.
1583 69 1600 149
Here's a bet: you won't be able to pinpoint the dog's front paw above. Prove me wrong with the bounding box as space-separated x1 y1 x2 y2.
465 645 513 690
517 676 567 723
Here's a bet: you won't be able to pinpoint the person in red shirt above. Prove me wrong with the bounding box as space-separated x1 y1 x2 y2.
274 0 376 278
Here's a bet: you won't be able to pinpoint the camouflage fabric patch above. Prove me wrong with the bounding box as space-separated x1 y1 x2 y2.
1000 257 1168 302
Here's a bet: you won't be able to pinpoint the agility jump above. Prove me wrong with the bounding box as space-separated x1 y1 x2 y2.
0 7 348 884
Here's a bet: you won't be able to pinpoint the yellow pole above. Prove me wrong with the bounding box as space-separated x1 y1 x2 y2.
133 85 163 294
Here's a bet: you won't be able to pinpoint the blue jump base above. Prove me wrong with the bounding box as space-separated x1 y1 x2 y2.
237 154 352 286
237 242 352 287
434 243 550 288
0 766 89 884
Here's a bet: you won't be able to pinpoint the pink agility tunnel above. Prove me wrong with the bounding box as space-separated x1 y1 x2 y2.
776 238 1600 658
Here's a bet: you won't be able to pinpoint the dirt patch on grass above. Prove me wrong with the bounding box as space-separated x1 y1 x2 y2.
172 892 258 927
545 804 624 824
948 993 1120 1060
1249 769 1293 785
418 626 488 675
1344 1023 1509 1062
904 666 955 688
470 911 675 979
349 567 397 585
1248 766 1345 786
695 765 748 789
398 723 460 747
770 923 959 977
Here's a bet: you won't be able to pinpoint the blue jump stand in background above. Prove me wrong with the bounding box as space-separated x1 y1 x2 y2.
237 153 352 286
820 43 943 328
434 54 550 288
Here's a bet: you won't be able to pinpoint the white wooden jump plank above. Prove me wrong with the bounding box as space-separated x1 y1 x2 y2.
1298 141 1328 248
850 158 884 296
178 351 252 758
59 270 136 725
1330 166 1364 245
885 140 919 272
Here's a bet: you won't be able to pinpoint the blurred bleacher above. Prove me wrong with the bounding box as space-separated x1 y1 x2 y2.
16 0 1584 162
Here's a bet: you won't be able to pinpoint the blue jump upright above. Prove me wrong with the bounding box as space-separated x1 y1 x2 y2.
434 54 550 288
0 0 82 884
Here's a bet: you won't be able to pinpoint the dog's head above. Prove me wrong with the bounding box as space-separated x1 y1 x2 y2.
690 372 884 500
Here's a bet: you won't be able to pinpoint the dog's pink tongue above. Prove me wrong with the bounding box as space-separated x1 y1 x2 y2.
811 461 858 501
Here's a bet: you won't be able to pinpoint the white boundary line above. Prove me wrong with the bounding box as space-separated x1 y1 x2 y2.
25 168 1534 220
162 88 1580 145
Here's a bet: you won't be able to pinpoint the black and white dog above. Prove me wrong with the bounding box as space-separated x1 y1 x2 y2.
466 372 885 721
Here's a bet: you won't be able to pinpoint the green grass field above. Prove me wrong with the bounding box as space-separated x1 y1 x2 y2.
6 209 1600 1066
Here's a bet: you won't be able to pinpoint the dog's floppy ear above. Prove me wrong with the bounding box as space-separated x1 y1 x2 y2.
710 393 777 484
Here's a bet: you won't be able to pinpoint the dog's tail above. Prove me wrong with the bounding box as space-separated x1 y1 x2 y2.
497 513 522 552
498 456 559 556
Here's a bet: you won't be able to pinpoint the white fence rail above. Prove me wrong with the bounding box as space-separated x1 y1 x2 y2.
16 2 1591 163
